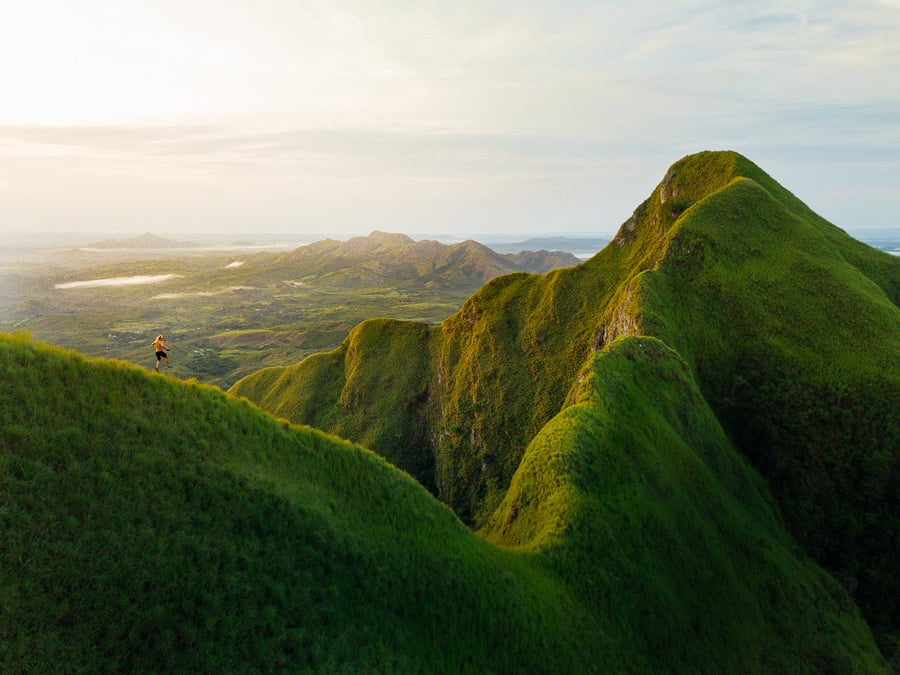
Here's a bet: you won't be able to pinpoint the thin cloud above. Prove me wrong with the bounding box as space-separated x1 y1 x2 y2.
0 2 898 236
55 274 183 289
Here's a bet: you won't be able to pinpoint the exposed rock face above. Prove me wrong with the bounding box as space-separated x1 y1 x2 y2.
659 167 679 204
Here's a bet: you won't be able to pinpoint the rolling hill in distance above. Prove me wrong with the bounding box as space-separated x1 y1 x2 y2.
2 150 897 671
0 233 579 386
487 235 612 258
83 233 199 250
277 230 580 288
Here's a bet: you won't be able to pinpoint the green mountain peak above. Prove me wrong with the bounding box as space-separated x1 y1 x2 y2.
232 150 899 662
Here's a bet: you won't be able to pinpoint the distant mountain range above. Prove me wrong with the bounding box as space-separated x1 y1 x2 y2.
77 227 899 258
84 232 197 249
278 230 581 289
487 235 610 256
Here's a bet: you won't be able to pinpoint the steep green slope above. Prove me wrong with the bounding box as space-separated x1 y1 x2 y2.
2 333 886 672
231 150 899 659
232 253 641 524
485 336 881 672
630 153 900 654
236 318 440 493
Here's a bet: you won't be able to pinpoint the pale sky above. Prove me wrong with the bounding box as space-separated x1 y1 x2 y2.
1 0 899 241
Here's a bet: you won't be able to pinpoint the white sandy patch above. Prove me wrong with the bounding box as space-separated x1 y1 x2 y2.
55 274 183 289
226 261 245 268
152 285 256 300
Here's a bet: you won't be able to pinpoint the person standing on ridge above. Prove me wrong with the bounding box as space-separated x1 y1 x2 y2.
152 334 170 370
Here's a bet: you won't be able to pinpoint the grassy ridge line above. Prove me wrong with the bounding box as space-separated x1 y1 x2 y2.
721 154 899 305
484 335 884 672
232 319 441 494
229 155 753 526
651 173 900 380
0 333 604 672
230 150 899 659
639 163 900 655
232 251 642 526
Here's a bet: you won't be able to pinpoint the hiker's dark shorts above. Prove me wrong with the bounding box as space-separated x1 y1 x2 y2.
156 351 167 360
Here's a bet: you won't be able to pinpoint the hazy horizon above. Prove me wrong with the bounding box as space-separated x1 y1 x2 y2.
2 2 899 241
3 224 897 263
0 226 617 248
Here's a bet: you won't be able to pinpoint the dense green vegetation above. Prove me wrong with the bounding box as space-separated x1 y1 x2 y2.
233 151 899 664
0 232 578 387
1 332 885 671
1 334 602 672
487 337 881 672
634 153 900 656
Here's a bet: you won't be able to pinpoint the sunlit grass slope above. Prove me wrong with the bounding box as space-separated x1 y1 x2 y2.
2 333 887 672
230 318 440 494
231 150 899 661
232 258 642 525
1 333 606 672
484 335 883 672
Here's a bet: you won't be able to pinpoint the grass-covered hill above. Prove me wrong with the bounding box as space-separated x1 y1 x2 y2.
279 230 580 288
231 150 900 662
1 332 886 672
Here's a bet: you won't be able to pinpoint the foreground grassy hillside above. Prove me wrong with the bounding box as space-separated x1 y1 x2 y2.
231 151 899 660
1 333 885 672
0 333 601 672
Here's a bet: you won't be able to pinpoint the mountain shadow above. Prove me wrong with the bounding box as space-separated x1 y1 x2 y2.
232 150 900 662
